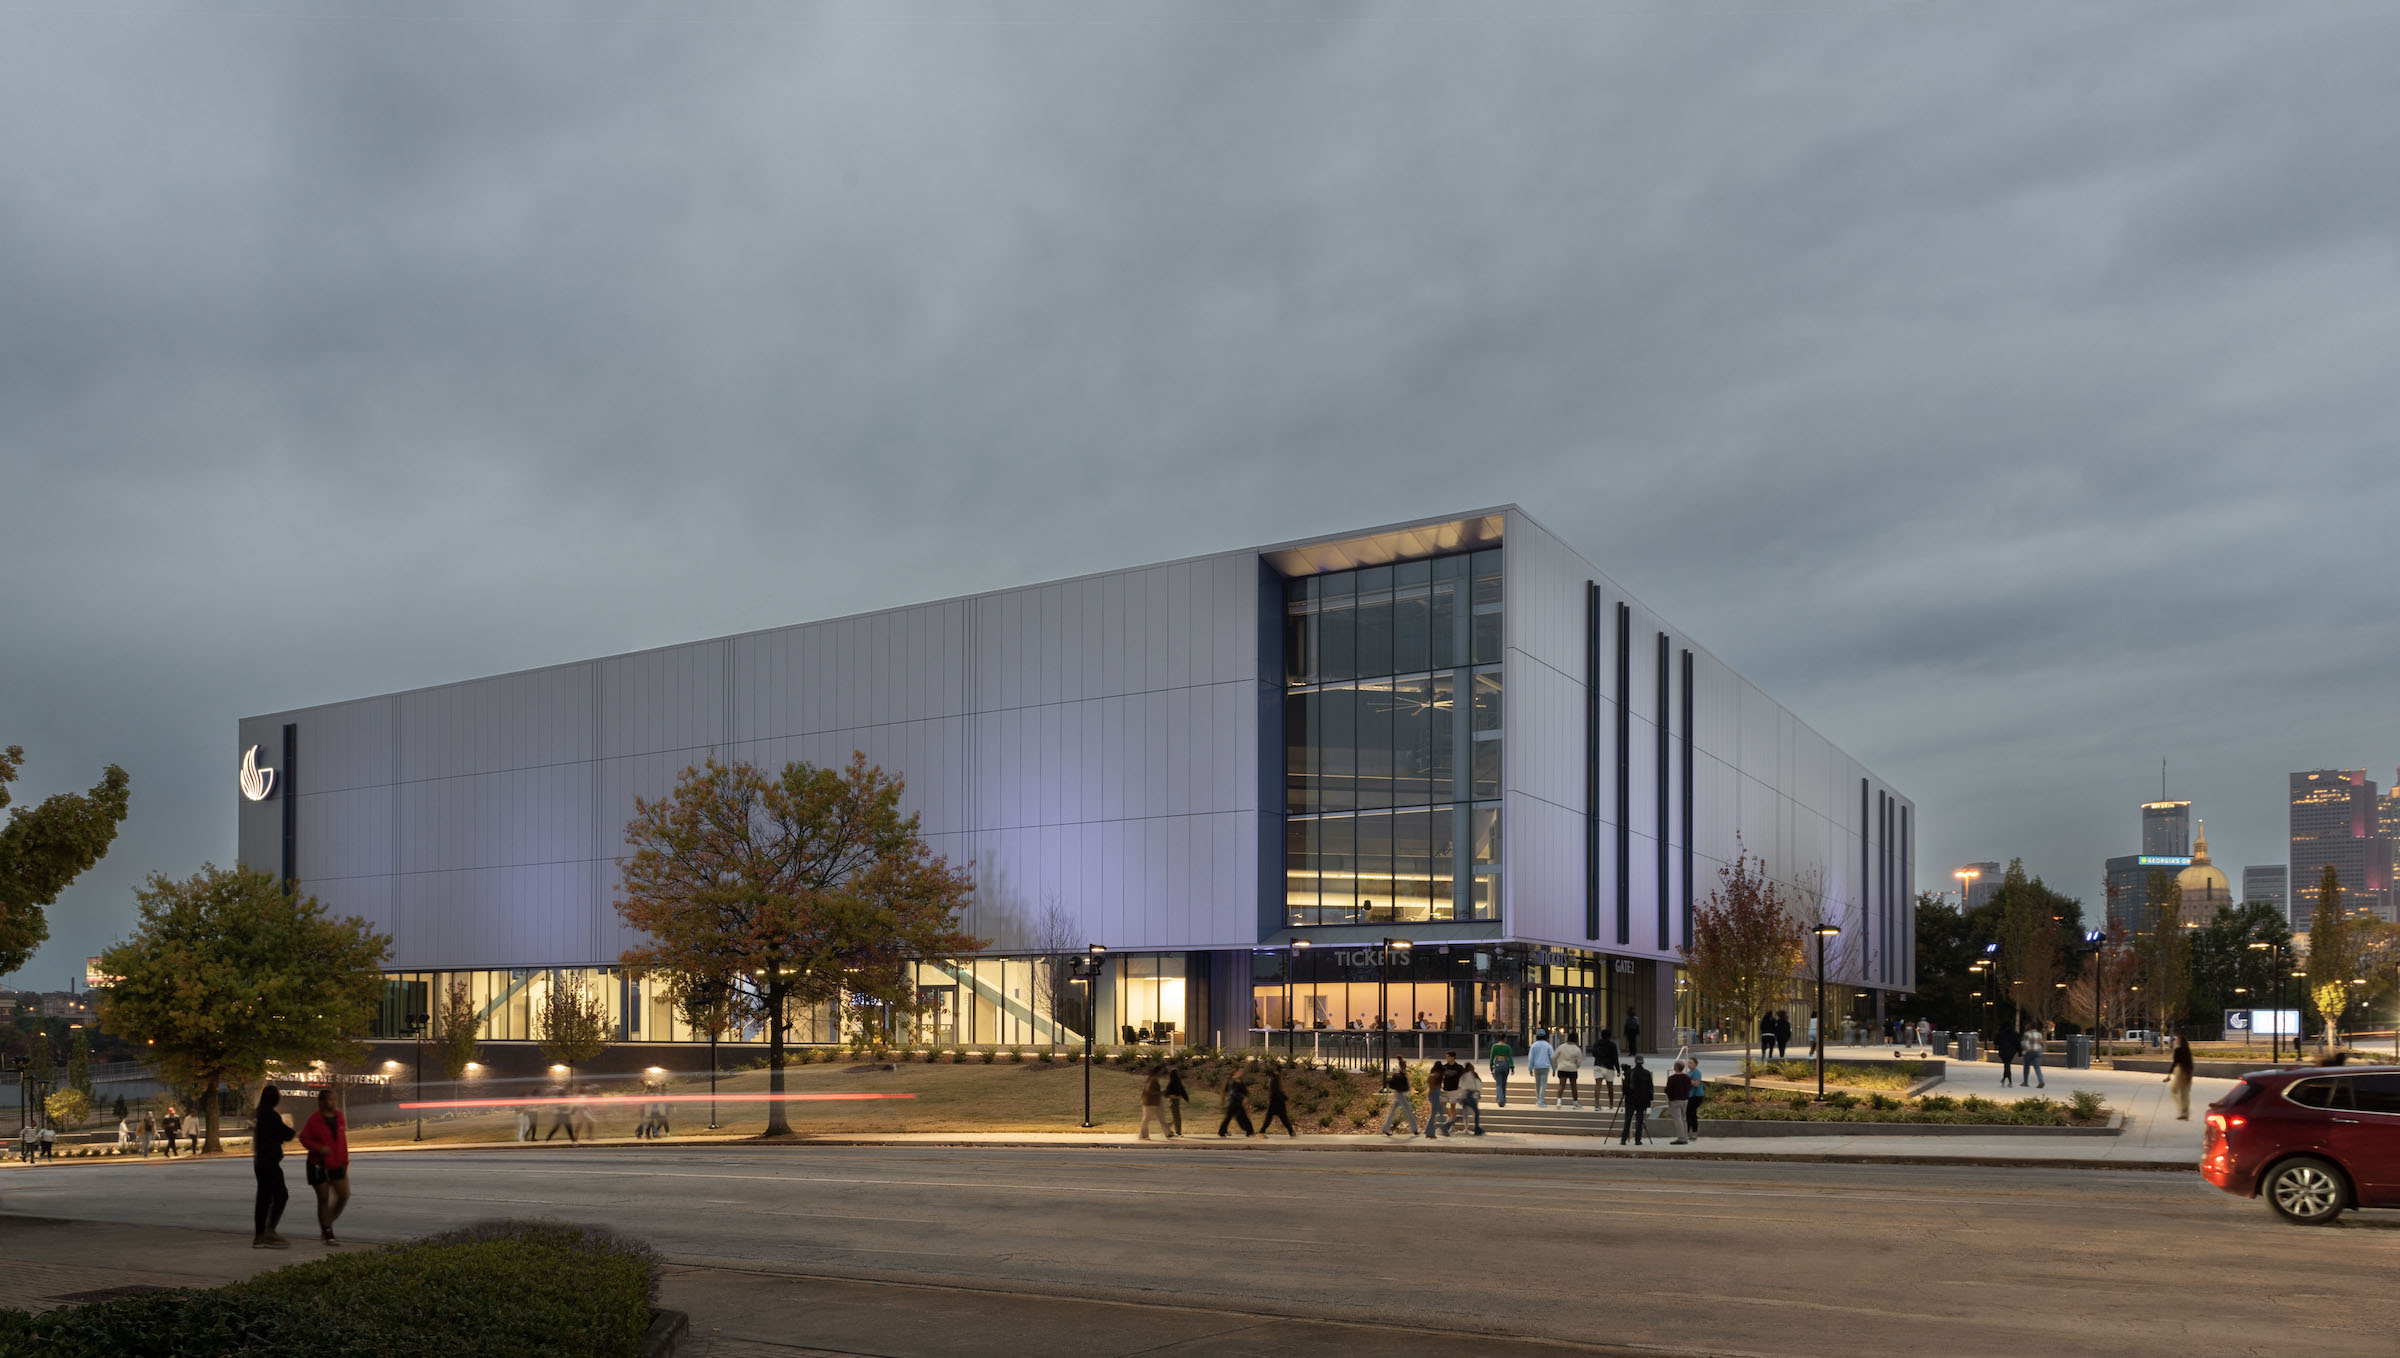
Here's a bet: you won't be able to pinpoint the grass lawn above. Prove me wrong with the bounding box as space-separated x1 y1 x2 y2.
347 1055 1396 1144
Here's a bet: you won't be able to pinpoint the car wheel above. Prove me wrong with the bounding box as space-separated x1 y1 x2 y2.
2263 1157 2347 1225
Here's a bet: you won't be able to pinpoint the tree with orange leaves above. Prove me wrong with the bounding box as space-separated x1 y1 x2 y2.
615 753 980 1137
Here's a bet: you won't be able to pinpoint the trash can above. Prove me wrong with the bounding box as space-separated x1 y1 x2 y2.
2066 1034 2091 1069
1955 1033 1979 1061
1931 1032 1951 1057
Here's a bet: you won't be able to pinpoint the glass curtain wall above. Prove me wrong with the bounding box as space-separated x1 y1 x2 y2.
1284 549 1502 925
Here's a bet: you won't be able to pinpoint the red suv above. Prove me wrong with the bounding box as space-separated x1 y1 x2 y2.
2202 1065 2400 1224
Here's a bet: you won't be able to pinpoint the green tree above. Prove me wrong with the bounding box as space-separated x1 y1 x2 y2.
435 976 482 1082
2138 870 2194 1034
27 1023 54 1089
95 864 389 1153
1912 891 1979 1032
1991 859 2085 1031
2305 864 2362 1050
0 745 132 980
45 1086 91 1130
1684 841 1805 1084
112 1093 127 1121
67 1023 92 1097
2190 902 2291 1030
616 753 980 1136
534 971 612 1077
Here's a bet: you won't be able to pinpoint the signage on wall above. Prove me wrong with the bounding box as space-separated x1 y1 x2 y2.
1613 959 1635 974
239 745 276 801
2136 855 2192 867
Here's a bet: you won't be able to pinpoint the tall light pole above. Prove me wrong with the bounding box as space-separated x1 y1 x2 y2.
1069 945 1105 1128
2249 940 2283 1062
2078 931 2108 1054
1379 938 1412 1074
405 1011 430 1142
1287 939 1311 1055
1954 867 1980 914
1813 924 1840 1099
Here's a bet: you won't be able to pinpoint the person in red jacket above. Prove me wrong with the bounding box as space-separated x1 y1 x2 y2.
298 1088 352 1246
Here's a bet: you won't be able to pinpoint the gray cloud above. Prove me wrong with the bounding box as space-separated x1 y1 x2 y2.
5 4 2399 981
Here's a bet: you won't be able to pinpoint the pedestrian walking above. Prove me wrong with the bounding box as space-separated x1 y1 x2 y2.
1666 1061 1692 1144
2019 1025 2046 1089
1262 1069 1298 1138
1592 1029 1622 1108
1623 1007 1643 1056
18 1122 35 1164
39 1124 55 1160
187 1115 200 1156
1433 1053 1466 1134
251 1086 296 1249
1554 1033 1584 1107
1685 1061 1706 1141
1455 1063 1485 1135
544 1082 577 1142
1806 1013 1819 1056
299 1088 351 1246
1995 1024 2018 1088
1529 1029 1556 1107
2166 1036 2194 1120
1489 1037 1514 1107
117 1115 131 1150
161 1108 181 1158
1218 1067 1257 1138
137 1113 153 1157
1163 1067 1189 1137
1775 1011 1793 1059
1139 1071 1174 1140
1619 1056 1653 1145
515 1104 534 1142
1377 1063 1420 1136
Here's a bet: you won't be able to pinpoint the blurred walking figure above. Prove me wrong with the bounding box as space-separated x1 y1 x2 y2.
1218 1067 1257 1138
515 1104 534 1142
251 1086 295 1249
1455 1063 1485 1135
138 1112 154 1156
18 1121 34 1164
2166 1036 2195 1120
1163 1067 1189 1137
1995 1024 2019 1088
1684 1060 1706 1141
1262 1069 1298 1138
573 1086 600 1141
1554 1033 1584 1108
117 1115 131 1150
300 1088 351 1246
161 1107 182 1158
1138 1071 1173 1140
1529 1029 1556 1107
39 1124 55 1159
543 1081 577 1142
2019 1025 2046 1089
1377 1064 1419 1136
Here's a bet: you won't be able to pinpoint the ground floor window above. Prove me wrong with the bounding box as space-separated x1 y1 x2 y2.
1247 945 1625 1044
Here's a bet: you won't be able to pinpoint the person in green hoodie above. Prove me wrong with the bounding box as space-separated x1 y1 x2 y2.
1489 1036 1515 1107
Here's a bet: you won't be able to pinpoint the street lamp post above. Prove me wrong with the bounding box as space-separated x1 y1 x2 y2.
1813 924 1840 1100
1287 939 1311 1057
2077 931 2109 1056
405 1011 430 1142
2249 940 2284 1062
1069 945 1106 1128
1954 867 1980 915
1379 938 1412 1076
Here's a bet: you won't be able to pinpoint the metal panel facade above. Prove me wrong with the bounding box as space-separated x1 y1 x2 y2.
237 508 1911 993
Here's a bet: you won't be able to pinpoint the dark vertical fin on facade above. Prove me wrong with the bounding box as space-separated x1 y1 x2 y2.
1585 582 1600 941
280 722 298 893
1258 559 1288 941
1900 803 1911 989
1680 648 1694 951
1656 632 1670 950
1860 777 1870 985
1615 602 1631 946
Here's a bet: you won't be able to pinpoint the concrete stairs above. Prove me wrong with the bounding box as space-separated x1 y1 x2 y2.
1472 1102 1659 1137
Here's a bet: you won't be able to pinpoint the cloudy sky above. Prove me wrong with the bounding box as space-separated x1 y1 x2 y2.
5 5 2398 986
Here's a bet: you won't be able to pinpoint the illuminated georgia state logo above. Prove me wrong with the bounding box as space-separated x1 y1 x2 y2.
239 745 276 801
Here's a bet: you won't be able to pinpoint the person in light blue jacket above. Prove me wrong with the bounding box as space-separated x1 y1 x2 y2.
1528 1029 1556 1107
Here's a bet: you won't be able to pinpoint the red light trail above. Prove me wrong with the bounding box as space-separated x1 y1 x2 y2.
395 1093 916 1110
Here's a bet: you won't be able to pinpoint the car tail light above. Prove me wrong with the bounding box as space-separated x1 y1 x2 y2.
2205 1112 2243 1132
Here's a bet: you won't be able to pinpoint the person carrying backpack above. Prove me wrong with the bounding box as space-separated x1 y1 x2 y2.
1489 1037 1515 1107
1619 1056 1654 1145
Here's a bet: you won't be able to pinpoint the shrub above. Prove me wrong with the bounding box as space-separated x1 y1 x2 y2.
2069 1089 2105 1120
1916 1094 1957 1113
0 1219 656 1358
1959 1095 1996 1114
920 1047 940 1064
1867 1093 1900 1112
1823 1092 1858 1110
1006 1047 1024 1063
1786 1094 1810 1111
1038 1049 1056 1064
979 1048 997 1064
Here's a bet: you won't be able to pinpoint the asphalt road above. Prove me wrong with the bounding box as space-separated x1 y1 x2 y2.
6 1145 2396 1357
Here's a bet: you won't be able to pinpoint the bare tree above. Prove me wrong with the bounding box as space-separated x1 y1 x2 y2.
1687 840 1806 1084
1788 864 1855 1044
1030 898 1082 1045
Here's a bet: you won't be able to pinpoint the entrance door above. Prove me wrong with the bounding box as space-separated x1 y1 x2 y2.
918 985 958 1046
